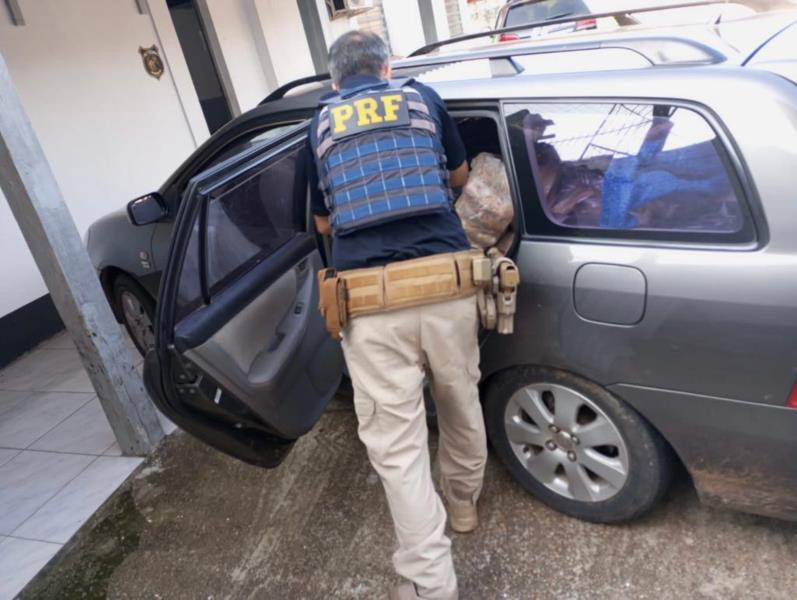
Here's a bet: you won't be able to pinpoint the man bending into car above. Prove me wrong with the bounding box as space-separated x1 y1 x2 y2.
307 31 486 600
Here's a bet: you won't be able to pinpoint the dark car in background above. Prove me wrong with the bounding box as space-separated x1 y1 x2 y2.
88 11 797 524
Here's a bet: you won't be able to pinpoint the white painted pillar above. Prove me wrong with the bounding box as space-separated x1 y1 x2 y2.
251 0 316 87
0 51 164 456
382 0 426 57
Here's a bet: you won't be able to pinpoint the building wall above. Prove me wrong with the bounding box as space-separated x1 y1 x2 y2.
0 0 428 365
0 0 198 327
252 0 316 86
202 0 274 112
465 0 503 31
315 0 354 44
381 0 426 57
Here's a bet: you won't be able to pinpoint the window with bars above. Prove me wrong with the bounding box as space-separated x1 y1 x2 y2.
505 102 751 241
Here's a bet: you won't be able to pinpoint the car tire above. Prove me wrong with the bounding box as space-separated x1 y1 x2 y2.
113 274 156 357
485 366 673 523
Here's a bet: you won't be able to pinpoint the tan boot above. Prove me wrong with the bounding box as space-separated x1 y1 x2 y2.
447 501 478 533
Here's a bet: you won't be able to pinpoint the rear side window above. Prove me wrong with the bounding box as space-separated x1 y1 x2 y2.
505 102 752 242
204 143 305 295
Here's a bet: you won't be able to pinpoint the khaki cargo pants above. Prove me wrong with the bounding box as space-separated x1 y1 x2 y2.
341 294 487 600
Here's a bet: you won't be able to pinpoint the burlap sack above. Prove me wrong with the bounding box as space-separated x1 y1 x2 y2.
456 153 514 249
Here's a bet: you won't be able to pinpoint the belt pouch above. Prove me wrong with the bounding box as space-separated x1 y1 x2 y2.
317 269 347 340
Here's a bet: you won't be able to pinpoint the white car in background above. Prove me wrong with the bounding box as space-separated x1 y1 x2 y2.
493 0 766 42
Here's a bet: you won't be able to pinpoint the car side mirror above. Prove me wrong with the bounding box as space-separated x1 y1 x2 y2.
127 193 168 226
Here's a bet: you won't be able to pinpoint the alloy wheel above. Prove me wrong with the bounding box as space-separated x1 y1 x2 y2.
503 382 629 502
120 290 155 352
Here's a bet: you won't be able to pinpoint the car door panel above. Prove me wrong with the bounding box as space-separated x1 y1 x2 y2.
181 250 340 439
145 130 344 468
144 349 296 468
173 234 316 350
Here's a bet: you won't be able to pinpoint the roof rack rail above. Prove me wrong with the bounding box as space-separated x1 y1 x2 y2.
401 36 724 69
259 38 720 105
260 6 727 106
258 55 527 105
261 73 331 103
409 0 728 56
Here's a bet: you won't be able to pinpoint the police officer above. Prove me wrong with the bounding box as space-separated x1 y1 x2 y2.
308 31 487 600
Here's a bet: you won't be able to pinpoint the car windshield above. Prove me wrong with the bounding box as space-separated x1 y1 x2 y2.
504 0 591 27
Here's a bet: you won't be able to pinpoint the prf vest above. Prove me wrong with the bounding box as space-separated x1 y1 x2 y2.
314 79 453 235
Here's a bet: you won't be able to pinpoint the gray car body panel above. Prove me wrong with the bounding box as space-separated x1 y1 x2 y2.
475 64 797 519
610 384 797 520
89 17 797 519
86 208 160 299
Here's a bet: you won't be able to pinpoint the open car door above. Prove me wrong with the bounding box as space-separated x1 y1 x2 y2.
143 128 344 468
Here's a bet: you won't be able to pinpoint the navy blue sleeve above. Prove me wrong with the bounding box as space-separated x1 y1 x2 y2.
414 83 467 170
306 119 329 217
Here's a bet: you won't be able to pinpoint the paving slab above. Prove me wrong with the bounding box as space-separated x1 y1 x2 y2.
0 449 19 469
0 391 92 449
19 402 797 600
0 536 62 600
30 398 117 455
0 347 95 394
0 451 94 535
13 456 143 544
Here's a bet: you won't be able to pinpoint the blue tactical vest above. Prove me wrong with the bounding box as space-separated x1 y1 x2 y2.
314 79 453 235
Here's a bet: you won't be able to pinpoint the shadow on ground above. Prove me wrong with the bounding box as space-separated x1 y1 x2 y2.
21 396 797 600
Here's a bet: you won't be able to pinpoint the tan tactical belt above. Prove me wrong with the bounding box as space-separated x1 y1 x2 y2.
318 249 520 340
318 250 483 340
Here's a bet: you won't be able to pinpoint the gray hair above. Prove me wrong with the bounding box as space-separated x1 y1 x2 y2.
328 30 389 87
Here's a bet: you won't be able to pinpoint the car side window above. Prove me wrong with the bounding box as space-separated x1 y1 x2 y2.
204 142 306 295
505 102 752 242
208 124 299 169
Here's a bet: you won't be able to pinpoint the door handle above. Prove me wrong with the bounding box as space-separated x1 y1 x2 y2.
267 331 285 352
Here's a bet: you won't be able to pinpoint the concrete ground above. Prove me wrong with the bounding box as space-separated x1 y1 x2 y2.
21 396 797 600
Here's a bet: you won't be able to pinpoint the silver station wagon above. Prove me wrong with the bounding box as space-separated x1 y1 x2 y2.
89 9 797 523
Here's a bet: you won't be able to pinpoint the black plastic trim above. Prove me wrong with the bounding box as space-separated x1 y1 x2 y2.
0 295 63 369
261 74 331 104
143 350 295 468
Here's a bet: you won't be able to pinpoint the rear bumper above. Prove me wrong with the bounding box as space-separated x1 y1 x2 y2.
611 384 797 521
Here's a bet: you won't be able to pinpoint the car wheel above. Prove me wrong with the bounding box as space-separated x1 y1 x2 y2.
485 366 673 523
113 274 156 356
